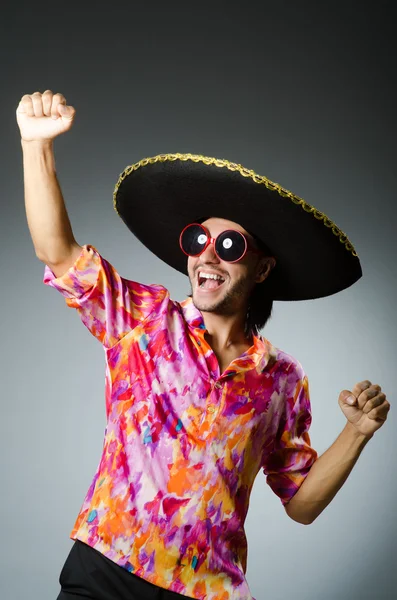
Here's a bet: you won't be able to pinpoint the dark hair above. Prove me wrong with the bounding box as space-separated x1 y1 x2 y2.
244 235 275 337
244 281 274 337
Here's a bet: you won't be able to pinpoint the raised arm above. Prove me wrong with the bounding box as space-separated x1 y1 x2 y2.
17 90 82 277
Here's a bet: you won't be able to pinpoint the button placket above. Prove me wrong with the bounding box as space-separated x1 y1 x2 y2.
206 379 224 415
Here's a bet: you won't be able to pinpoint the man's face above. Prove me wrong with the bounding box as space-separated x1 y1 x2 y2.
187 217 273 316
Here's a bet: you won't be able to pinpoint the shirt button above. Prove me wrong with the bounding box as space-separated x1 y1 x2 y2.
207 405 215 413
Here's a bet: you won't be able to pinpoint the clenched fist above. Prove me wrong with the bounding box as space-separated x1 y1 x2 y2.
16 90 76 142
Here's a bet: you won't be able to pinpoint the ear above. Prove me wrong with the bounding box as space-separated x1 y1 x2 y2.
255 257 276 284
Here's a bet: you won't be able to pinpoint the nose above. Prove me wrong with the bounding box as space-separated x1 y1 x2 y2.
200 239 220 263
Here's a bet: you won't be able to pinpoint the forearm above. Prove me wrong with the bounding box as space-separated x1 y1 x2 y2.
21 138 77 262
286 422 372 524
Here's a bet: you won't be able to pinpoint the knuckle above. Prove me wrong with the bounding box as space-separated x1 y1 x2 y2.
366 388 378 398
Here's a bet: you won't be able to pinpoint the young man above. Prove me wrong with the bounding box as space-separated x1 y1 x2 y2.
17 91 390 600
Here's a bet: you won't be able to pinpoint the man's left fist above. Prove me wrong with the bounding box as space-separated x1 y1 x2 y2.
339 380 391 438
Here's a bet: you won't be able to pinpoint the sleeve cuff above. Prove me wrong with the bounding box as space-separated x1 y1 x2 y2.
43 244 101 308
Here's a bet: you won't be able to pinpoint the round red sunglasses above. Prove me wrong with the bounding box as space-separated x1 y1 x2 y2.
179 223 263 263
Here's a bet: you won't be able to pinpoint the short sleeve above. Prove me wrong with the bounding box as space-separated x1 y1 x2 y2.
262 368 318 506
43 244 169 348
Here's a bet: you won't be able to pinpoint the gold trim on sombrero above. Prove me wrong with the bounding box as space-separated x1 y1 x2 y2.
113 152 358 258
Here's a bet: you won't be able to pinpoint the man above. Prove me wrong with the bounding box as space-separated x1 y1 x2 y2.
17 91 390 600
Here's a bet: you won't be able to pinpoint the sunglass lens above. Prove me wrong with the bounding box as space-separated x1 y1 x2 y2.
180 224 208 256
216 230 246 262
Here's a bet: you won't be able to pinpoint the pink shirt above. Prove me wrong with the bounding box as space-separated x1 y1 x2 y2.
44 244 318 600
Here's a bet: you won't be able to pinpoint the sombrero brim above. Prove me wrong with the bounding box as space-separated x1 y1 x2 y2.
113 153 362 301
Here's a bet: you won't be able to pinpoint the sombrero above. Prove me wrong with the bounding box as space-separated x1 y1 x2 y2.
113 152 362 301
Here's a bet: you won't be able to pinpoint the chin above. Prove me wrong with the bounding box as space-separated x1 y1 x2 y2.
192 291 232 315
192 293 218 310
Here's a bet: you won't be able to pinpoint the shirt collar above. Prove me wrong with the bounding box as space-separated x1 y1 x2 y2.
179 296 276 373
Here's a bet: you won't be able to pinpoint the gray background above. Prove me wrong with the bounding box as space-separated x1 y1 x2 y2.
1 1 396 599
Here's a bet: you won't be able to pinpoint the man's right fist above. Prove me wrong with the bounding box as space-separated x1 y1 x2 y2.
16 91 76 142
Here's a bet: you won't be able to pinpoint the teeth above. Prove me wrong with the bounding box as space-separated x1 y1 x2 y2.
199 272 224 281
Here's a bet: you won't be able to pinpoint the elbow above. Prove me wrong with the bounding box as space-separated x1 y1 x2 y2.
300 516 315 525
284 499 315 525
287 512 314 525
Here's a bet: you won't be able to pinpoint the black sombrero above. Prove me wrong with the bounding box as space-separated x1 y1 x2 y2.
113 153 362 302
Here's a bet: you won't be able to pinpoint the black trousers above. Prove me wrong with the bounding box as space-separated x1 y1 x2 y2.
57 540 192 600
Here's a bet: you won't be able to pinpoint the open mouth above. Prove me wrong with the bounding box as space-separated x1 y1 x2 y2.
197 271 226 292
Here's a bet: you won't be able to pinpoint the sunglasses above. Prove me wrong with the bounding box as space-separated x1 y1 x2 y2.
179 223 263 263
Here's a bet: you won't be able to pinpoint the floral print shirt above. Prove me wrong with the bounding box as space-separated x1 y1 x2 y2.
43 244 318 600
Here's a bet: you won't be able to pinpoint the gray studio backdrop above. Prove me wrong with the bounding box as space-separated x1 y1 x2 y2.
1 2 396 600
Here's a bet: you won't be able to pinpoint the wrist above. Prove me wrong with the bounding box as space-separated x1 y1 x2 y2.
345 421 373 445
21 138 54 150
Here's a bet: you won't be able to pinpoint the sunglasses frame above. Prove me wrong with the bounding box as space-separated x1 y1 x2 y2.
179 222 263 263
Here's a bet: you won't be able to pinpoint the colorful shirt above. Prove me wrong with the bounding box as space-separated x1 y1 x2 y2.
43 244 318 600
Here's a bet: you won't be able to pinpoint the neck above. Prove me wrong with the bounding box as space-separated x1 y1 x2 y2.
201 310 253 350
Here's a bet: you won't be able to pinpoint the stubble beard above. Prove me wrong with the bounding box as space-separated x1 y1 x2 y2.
190 274 251 316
